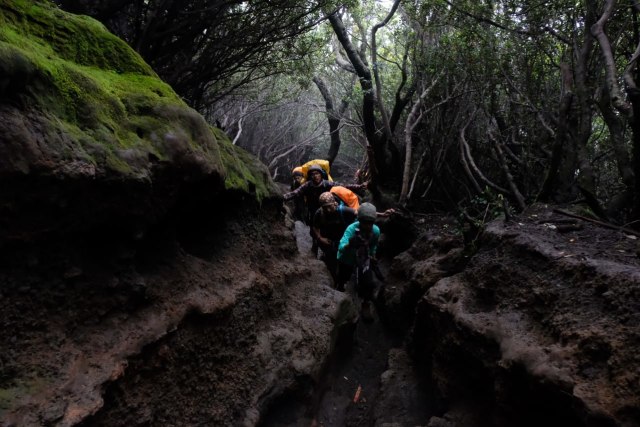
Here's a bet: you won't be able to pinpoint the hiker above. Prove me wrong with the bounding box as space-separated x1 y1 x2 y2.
291 167 304 190
313 192 358 283
290 167 306 221
336 202 380 322
313 191 395 279
300 159 332 183
284 165 367 255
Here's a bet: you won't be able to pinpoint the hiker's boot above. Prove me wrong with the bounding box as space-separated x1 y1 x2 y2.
361 301 373 323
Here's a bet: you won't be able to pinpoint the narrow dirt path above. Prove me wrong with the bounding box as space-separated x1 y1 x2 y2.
262 222 430 426
312 306 396 426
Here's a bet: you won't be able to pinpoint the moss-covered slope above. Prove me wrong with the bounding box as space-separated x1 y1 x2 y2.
0 0 277 200
0 0 279 245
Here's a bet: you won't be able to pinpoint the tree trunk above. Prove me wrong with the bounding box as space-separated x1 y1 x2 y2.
328 14 376 143
328 12 399 191
490 132 526 210
591 0 632 117
622 30 640 220
459 111 483 194
628 87 640 219
400 105 421 205
597 86 634 188
539 3 596 203
399 80 439 204
571 4 598 202
312 76 343 166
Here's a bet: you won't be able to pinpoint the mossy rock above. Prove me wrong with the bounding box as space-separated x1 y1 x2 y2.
214 127 279 200
0 0 277 200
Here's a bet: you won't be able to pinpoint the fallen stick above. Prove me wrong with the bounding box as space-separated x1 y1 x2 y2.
536 218 578 225
353 385 362 403
553 209 640 237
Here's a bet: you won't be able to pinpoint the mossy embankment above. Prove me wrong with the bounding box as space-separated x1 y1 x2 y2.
0 2 309 425
0 0 278 242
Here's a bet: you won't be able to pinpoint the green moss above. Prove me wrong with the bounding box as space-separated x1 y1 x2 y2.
0 387 19 411
0 0 273 202
0 0 216 178
215 128 279 201
0 0 152 74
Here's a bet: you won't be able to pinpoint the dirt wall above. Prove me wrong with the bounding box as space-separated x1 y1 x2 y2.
402 207 640 427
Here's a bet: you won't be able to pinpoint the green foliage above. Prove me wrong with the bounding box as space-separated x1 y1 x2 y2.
0 374 49 413
467 190 508 225
458 188 510 251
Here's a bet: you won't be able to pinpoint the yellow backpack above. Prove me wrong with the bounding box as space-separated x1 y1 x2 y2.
299 159 332 183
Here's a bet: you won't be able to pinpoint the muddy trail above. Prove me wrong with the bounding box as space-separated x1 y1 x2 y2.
261 223 431 427
260 292 399 427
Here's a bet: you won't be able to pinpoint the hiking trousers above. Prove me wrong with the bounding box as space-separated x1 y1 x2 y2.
318 241 338 283
336 261 374 300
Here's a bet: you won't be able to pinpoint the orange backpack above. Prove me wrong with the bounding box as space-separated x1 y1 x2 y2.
330 186 360 210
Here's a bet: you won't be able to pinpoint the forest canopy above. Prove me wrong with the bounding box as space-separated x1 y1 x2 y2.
56 0 640 225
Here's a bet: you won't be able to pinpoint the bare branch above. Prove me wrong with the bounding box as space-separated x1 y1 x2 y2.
460 111 510 195
333 37 357 73
400 76 442 203
231 104 247 145
459 111 483 194
312 76 345 165
623 39 640 90
371 0 402 142
408 145 429 200
488 127 526 210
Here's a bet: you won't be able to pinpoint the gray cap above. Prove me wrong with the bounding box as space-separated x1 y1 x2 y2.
358 202 376 222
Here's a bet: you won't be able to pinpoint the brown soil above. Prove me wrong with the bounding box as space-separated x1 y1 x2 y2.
0 199 356 426
404 204 640 426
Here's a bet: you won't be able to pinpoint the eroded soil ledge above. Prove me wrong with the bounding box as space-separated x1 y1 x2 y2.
3 190 640 427
0 193 356 426
385 206 640 427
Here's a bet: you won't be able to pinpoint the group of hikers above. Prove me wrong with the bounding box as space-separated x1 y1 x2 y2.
283 160 393 322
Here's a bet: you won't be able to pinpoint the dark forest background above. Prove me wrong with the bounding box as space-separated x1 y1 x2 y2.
56 0 640 225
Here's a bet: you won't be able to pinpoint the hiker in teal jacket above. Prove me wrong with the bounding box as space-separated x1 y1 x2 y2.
337 203 380 322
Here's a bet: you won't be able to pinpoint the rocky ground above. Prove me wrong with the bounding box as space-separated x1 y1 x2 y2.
2 192 640 427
